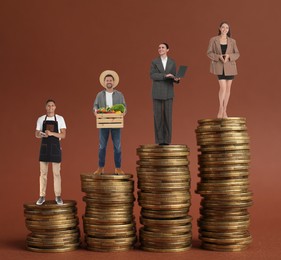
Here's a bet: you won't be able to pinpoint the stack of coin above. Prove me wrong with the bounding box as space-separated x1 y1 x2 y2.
80 173 137 252
195 118 253 251
137 144 192 252
24 200 80 252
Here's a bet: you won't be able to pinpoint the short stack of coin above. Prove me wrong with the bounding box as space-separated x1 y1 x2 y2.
137 144 192 252
24 200 80 252
195 117 253 251
80 173 137 252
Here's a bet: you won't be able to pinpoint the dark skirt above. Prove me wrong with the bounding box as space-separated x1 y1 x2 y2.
217 69 234 80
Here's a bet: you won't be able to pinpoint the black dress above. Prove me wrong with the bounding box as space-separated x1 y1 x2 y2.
217 44 235 80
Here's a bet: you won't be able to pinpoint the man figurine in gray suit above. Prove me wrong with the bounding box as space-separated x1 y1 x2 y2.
150 43 180 145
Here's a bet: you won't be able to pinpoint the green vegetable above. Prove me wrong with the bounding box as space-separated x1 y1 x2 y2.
111 104 125 113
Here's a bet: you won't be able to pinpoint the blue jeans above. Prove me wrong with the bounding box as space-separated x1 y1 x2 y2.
98 128 121 168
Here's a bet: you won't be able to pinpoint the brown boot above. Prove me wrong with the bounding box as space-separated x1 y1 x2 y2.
114 168 124 175
93 167 104 175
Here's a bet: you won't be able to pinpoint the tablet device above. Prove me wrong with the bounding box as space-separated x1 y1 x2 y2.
176 65 188 78
40 132 47 137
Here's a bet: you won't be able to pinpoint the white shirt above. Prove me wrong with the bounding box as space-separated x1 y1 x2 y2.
105 91 113 107
36 114 66 132
161 57 168 70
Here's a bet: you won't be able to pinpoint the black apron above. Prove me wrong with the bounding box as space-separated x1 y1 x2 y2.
39 115 62 163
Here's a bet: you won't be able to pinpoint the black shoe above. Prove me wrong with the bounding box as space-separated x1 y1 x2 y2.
55 196 63 205
36 196 45 205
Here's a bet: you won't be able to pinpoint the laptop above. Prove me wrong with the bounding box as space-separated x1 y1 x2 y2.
176 65 188 78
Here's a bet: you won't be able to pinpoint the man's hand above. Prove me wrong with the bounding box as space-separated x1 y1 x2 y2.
165 74 175 78
45 130 52 136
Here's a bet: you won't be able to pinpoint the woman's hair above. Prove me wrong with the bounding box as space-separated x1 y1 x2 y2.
218 21 231 37
161 42 169 49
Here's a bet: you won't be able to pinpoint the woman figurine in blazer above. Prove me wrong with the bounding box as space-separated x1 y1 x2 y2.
207 22 240 118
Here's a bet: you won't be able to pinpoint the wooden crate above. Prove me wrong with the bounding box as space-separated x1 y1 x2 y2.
96 113 124 128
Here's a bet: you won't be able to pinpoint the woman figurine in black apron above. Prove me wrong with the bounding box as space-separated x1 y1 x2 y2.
35 99 66 205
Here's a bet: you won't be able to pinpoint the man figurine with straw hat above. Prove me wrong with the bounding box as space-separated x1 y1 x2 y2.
93 70 126 175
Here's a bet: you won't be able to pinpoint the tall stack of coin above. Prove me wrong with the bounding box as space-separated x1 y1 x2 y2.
137 144 192 252
195 117 253 251
80 173 137 252
24 200 80 252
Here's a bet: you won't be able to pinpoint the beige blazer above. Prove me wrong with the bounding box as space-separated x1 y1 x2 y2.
207 36 240 76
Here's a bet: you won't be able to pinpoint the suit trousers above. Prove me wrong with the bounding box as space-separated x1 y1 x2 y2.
39 161 61 197
153 98 173 144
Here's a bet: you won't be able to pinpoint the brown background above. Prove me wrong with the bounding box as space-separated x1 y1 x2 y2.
0 0 280 259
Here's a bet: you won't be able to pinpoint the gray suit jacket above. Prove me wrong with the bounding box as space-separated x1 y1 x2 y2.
150 57 177 100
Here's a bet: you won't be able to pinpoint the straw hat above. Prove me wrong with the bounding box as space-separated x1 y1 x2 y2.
99 70 119 88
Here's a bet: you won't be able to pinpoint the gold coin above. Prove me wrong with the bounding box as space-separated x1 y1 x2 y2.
86 246 134 252
139 203 190 211
198 117 246 123
137 166 189 173
85 235 137 247
85 208 133 215
196 189 250 195
199 175 250 180
200 207 249 215
202 191 253 200
198 178 249 185
200 200 253 209
84 203 133 211
24 200 77 209
138 144 189 149
140 244 192 252
200 236 252 244
199 153 250 160
139 187 190 192
137 159 189 166
197 132 249 138
141 225 192 234
83 215 135 224
24 213 76 221
141 235 191 244
138 191 191 200
85 231 136 238
199 230 250 238
198 222 250 231
143 224 192 235
28 234 80 241
84 223 135 229
26 237 80 246
138 198 191 205
140 245 191 253
140 215 192 226
26 244 80 252
196 126 248 132
201 242 250 251
199 165 250 172
141 209 189 219
137 151 190 158
140 228 191 238
81 173 133 180
30 227 80 235
197 139 249 145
